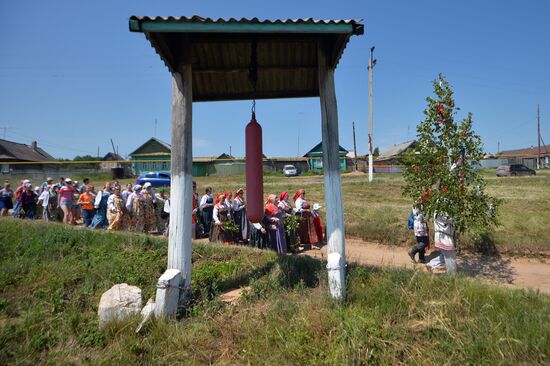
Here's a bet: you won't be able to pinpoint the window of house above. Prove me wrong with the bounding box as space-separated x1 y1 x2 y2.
152 161 158 170
162 161 168 169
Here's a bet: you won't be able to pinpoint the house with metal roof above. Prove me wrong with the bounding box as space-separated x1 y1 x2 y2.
304 142 348 172
498 144 550 169
0 139 56 173
101 152 132 178
128 137 172 174
376 140 416 163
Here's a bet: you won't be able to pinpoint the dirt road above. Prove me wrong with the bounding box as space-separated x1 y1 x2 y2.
302 238 550 293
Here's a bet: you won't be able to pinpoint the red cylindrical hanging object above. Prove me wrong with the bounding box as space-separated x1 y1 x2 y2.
246 112 264 223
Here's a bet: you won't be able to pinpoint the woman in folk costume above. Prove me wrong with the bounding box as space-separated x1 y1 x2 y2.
155 189 168 235
224 191 233 217
107 187 129 231
200 186 215 237
130 186 145 232
191 181 202 239
278 191 297 250
311 204 325 244
265 194 288 254
232 188 250 243
91 182 111 229
250 215 270 249
210 192 233 244
140 182 157 233
427 212 457 275
293 189 320 249
137 182 157 234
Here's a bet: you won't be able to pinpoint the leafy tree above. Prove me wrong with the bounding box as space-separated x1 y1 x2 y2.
373 147 380 157
71 155 101 169
402 74 499 242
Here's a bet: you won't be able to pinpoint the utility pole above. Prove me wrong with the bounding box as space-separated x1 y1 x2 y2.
497 141 500 154
367 46 377 182
154 118 158 138
229 145 232 157
97 146 100 158
538 104 541 169
352 121 358 171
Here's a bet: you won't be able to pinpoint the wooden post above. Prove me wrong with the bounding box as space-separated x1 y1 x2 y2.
167 63 193 305
318 40 346 300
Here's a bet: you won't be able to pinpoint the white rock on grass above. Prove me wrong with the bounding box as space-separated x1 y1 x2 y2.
98 283 142 328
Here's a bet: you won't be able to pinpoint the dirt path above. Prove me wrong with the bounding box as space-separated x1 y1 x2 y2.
301 238 550 293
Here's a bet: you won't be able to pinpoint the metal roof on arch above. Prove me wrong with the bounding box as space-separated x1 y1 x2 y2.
129 16 364 102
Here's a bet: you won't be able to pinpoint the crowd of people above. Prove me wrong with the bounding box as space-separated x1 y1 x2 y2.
0 177 325 254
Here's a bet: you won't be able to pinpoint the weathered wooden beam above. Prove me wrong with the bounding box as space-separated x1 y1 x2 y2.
167 59 193 308
192 90 319 102
318 39 346 300
193 65 317 74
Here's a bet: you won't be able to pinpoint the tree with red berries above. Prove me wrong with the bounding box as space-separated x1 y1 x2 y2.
402 74 499 244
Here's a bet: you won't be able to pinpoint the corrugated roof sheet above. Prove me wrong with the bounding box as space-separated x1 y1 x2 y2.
379 140 416 158
499 144 550 157
130 16 364 102
130 16 361 24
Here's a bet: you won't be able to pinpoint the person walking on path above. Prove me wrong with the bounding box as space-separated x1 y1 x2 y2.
141 182 156 233
37 185 52 221
58 178 77 224
407 206 430 263
200 186 215 237
265 194 287 254
155 188 168 235
427 212 457 274
11 180 29 218
90 182 111 229
0 181 14 216
232 188 249 243
20 183 38 220
293 189 319 249
78 185 95 227
107 187 129 231
210 192 233 244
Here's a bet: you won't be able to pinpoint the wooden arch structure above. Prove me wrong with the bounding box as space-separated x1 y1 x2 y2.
130 16 363 307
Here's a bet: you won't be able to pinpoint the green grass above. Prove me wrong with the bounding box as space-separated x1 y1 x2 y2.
1 219 549 364
5 168 550 254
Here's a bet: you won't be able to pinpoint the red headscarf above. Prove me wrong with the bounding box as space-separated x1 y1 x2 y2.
279 191 288 202
292 189 305 202
225 190 232 198
264 194 278 215
214 192 225 205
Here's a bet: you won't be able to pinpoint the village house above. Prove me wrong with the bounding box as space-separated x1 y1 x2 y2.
498 145 550 169
303 142 349 173
374 140 416 172
0 139 56 174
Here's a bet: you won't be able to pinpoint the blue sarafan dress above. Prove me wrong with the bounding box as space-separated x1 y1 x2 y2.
265 203 287 254
91 190 109 229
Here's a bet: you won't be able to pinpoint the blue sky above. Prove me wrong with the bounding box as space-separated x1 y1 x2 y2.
0 0 548 159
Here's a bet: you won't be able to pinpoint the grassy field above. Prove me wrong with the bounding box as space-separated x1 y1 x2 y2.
5 169 550 254
0 219 548 365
